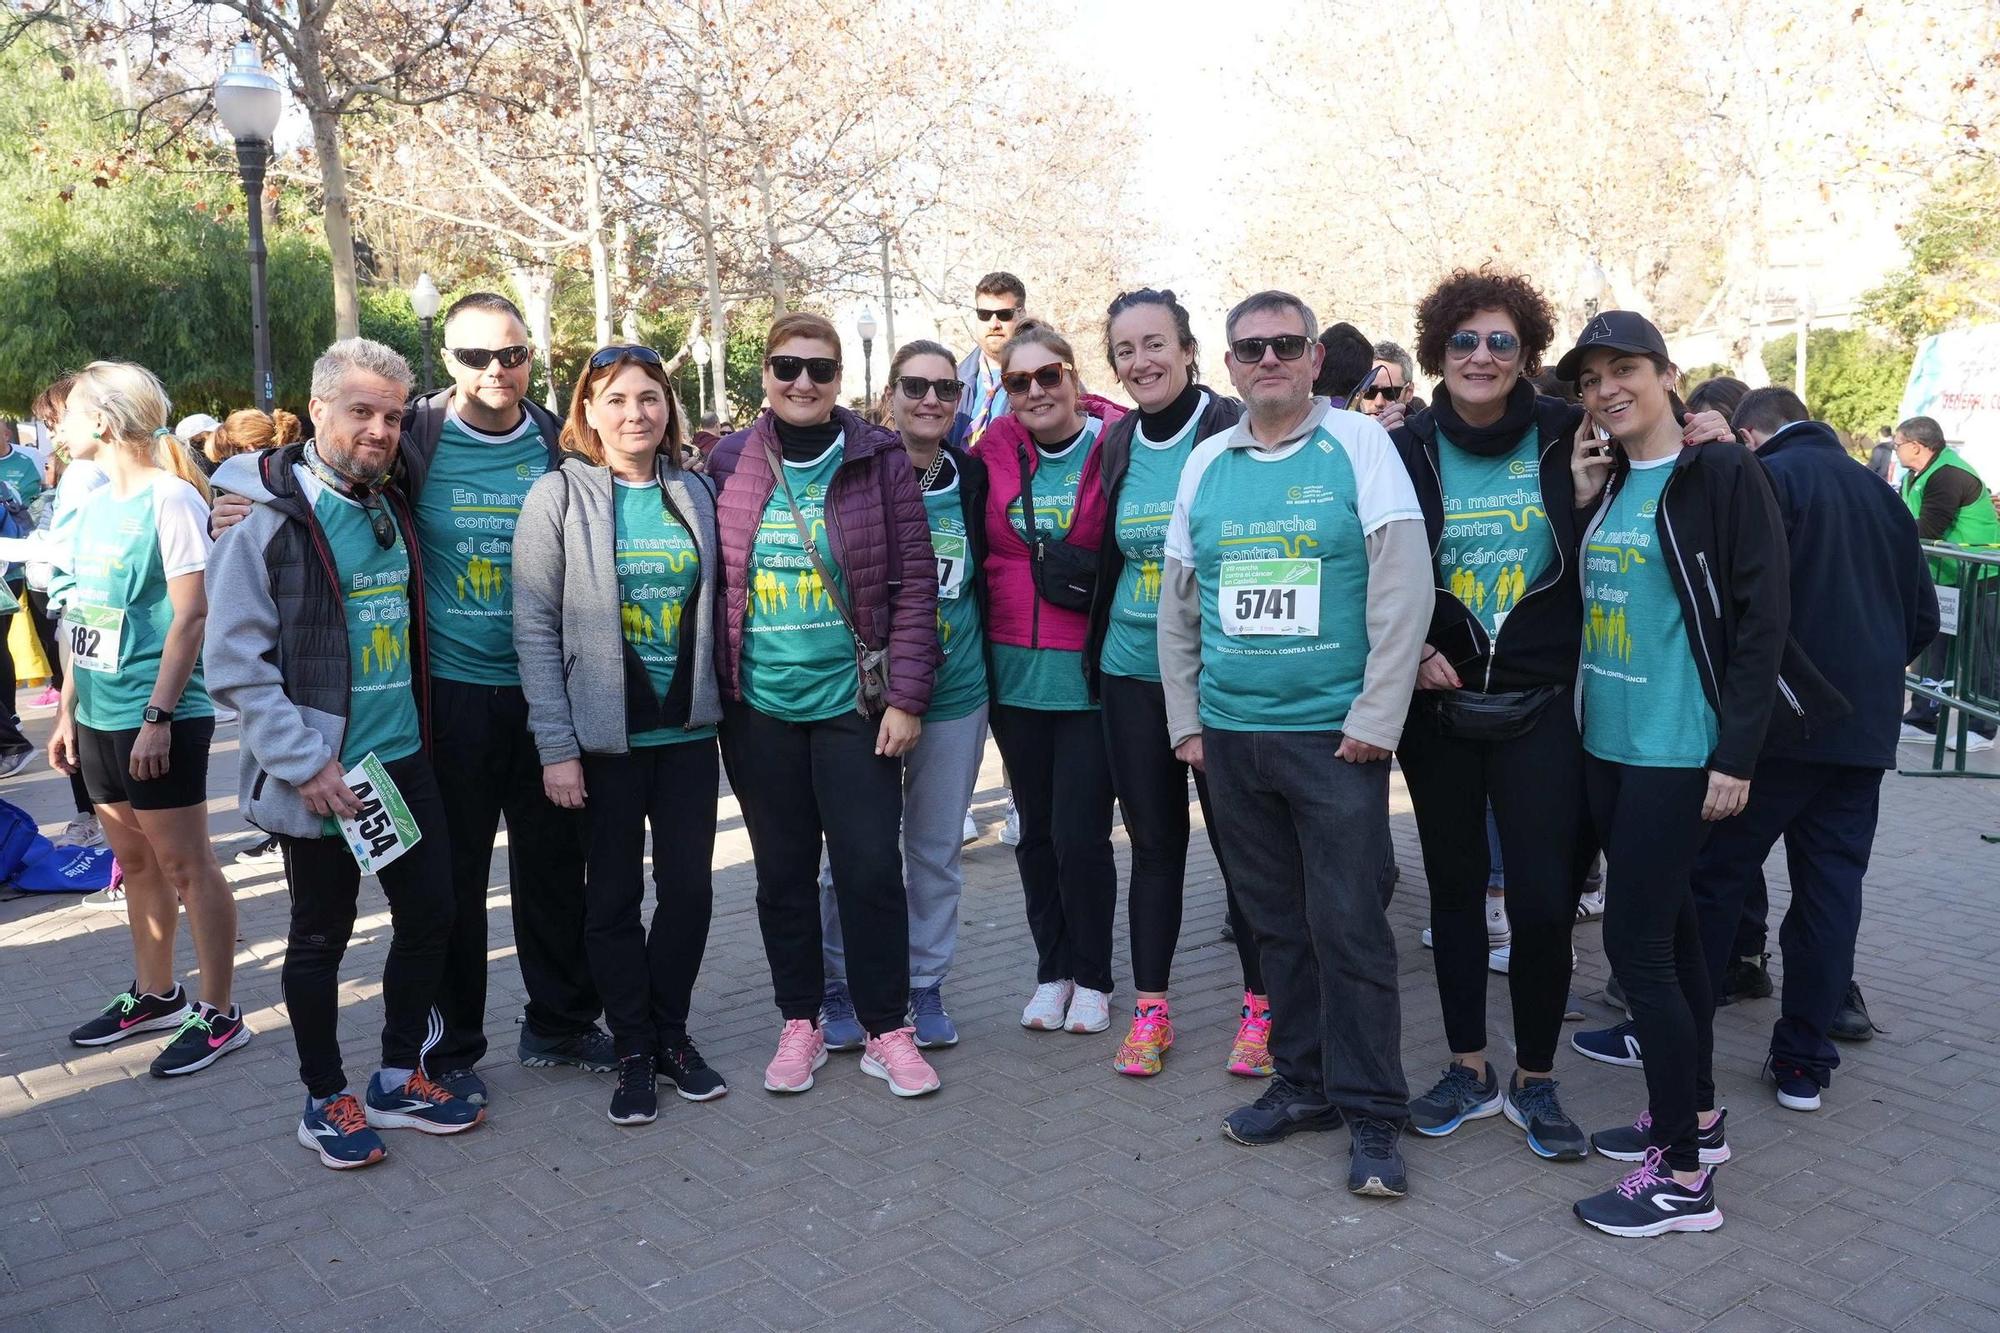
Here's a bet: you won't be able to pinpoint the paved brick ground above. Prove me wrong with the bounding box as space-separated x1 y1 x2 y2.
2 700 1999 1331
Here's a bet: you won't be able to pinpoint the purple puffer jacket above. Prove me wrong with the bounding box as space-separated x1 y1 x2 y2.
709 406 939 715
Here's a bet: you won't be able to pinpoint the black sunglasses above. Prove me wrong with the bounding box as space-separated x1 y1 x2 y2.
1446 330 1522 360
1362 383 1404 401
766 355 840 385
362 500 397 551
976 306 1019 323
1228 335 1310 363
590 344 664 369
448 344 532 370
1000 363 1072 395
897 376 964 403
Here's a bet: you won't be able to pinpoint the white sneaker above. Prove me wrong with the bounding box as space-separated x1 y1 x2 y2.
1485 896 1511 948
1966 733 1995 753
1020 980 1074 1030
1000 799 1021 846
962 812 979 844
1576 888 1606 922
1898 723 1936 745
79 883 125 911
1063 986 1111 1034
63 813 105 847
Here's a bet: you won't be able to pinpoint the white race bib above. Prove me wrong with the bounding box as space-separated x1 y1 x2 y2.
932 531 968 600
1219 558 1320 637
65 604 125 674
338 753 423 875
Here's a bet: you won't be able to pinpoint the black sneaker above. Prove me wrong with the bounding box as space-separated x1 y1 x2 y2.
435 1067 489 1106
1408 1062 1502 1137
234 835 283 866
69 983 190 1047
657 1037 727 1102
1718 953 1773 1006
1572 1019 1644 1068
1829 981 1881 1042
1574 1149 1722 1237
1347 1115 1408 1198
1503 1075 1589 1161
1591 1107 1730 1165
150 1003 252 1077
518 1026 617 1071
1223 1075 1343 1146
608 1054 657 1125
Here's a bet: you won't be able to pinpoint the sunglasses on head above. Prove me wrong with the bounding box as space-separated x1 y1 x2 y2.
1446 330 1521 360
897 376 964 403
766 355 840 385
1000 363 1072 396
976 306 1019 324
1228 335 1311 363
1363 383 1404 401
448 344 532 370
589 344 664 370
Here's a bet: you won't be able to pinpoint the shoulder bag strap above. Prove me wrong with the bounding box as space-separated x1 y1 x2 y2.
760 438 869 654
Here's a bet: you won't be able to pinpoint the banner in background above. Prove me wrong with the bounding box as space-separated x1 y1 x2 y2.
1901 325 2000 488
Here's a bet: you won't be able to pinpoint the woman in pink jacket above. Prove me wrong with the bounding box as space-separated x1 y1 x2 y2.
973 322 1127 1035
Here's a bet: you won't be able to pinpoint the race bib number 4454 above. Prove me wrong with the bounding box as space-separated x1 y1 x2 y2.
339 753 423 875
1219 558 1321 637
65 605 125 673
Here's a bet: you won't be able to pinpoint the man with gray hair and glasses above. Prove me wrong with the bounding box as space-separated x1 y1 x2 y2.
1357 341 1415 418
208 338 482 1171
1158 290 1432 1197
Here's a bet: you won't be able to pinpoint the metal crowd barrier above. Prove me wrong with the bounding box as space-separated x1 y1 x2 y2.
1901 544 2000 793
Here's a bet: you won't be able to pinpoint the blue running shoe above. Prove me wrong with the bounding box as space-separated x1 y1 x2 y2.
910 983 958 1049
435 1066 488 1106
820 982 865 1052
364 1070 484 1134
1503 1075 1589 1161
1408 1062 1502 1136
1572 1020 1644 1068
518 1026 616 1071
298 1093 387 1170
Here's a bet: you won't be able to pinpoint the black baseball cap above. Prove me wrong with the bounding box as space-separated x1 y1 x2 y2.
1556 310 1670 382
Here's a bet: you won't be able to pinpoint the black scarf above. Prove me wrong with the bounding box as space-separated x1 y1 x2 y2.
773 415 841 463
1136 381 1203 443
1431 379 1538 457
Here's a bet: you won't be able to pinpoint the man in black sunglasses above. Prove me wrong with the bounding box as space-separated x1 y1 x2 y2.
956 270 1028 448
1358 342 1414 419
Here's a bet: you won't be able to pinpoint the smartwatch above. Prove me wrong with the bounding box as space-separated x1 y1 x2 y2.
142 706 173 725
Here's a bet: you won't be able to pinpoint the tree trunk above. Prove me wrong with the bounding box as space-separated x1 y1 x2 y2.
755 156 784 313
693 80 731 421
615 219 639 343
565 0 614 346
510 263 559 411
307 105 362 339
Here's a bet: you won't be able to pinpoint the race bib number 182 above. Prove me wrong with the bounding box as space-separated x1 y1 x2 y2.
1219 558 1321 637
65 604 125 674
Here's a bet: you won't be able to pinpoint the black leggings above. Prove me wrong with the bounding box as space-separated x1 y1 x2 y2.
989 703 1117 994
580 740 719 1058
279 753 455 1099
1099 673 1260 995
720 701 909 1035
1587 755 1715 1173
1398 691 1581 1072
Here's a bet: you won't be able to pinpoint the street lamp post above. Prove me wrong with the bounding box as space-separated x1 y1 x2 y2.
215 40 283 413
858 310 879 413
411 273 441 394
690 335 711 418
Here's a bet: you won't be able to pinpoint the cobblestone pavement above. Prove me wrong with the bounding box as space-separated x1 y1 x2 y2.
2 701 1998 1331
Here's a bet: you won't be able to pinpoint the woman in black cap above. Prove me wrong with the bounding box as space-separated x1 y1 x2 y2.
1558 311 1792 1238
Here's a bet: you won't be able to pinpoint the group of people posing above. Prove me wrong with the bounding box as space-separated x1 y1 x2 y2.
44 262 1944 1242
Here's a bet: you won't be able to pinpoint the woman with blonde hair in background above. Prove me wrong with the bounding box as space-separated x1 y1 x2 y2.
55 361 249 1077
207 408 303 466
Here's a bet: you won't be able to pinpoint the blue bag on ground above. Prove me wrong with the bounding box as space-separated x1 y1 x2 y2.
0 798 114 892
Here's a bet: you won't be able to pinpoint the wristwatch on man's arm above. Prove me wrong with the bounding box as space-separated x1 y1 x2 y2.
142 705 172 725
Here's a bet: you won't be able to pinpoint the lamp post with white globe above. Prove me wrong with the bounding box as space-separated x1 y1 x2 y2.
690 334 710 419
858 309 879 411
215 39 283 412
411 273 441 394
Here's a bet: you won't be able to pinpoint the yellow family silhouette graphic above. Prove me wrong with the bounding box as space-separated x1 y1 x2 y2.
753 567 830 616
457 555 504 601
1130 558 1162 605
1584 601 1634 661
358 623 409 676
1450 563 1529 615
622 599 683 645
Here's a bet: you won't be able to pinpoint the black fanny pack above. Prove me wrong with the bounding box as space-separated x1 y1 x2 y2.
1019 443 1097 612
1431 683 1564 742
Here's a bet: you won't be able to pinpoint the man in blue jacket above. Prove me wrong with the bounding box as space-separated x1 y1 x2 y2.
1692 388 1938 1115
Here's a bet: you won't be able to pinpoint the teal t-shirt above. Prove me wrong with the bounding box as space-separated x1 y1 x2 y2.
616 478 714 747
67 474 215 731
924 460 988 723
993 419 1101 711
1580 457 1717 767
740 437 854 723
1101 395 1208 682
414 412 550 686
1165 419 1422 733
309 476 421 769
0 448 44 512
1436 425 1554 637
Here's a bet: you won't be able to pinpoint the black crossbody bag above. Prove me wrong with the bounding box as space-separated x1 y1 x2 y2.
1017 442 1097 611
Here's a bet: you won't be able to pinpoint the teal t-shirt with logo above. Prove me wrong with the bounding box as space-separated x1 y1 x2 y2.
0 448 44 512
924 462 988 723
615 479 714 747
1580 457 1717 767
1165 418 1422 733
740 437 854 723
1102 396 1208 682
1436 426 1554 637
993 419 1101 711
309 476 421 769
67 475 215 731
414 412 549 686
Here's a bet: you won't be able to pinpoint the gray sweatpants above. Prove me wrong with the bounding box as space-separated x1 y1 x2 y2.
824 704 989 990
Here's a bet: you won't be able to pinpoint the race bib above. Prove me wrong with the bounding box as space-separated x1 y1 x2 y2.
1219 558 1321 638
932 531 968 600
338 753 423 875
65 604 125 674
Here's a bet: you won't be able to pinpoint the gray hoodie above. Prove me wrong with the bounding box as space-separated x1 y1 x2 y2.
512 454 722 762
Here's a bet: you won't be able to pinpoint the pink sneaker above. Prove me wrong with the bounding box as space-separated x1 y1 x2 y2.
860 1027 941 1097
762 1019 828 1093
31 686 60 709
1227 992 1274 1078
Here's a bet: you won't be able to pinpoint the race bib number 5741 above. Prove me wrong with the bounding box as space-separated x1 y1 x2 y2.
1219 558 1321 637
